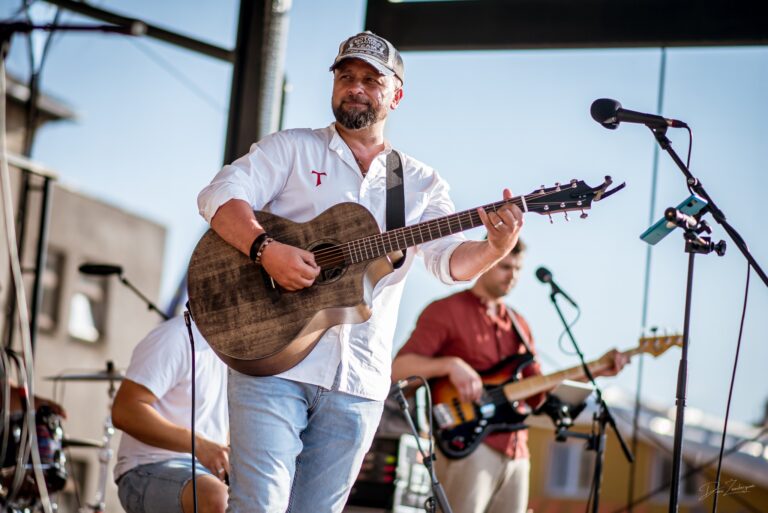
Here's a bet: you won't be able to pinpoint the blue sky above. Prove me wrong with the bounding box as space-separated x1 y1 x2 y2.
3 1 767 429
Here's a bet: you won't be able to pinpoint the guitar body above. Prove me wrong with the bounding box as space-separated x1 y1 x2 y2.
431 353 534 459
187 202 397 376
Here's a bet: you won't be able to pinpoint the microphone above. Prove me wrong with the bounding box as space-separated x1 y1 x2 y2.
535 267 578 308
78 263 123 276
591 98 688 130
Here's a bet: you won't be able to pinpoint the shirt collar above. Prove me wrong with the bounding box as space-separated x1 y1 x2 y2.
327 122 393 156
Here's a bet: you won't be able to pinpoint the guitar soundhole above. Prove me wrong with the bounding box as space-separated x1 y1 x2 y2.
309 240 347 284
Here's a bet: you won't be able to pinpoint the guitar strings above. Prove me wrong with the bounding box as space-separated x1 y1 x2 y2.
311 196 579 268
309 188 581 268
311 197 582 268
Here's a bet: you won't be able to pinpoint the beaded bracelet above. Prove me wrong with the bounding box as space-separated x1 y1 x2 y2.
253 237 274 266
249 232 270 262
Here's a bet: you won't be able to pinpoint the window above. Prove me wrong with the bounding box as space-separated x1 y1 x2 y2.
546 440 595 497
67 274 107 343
39 249 65 332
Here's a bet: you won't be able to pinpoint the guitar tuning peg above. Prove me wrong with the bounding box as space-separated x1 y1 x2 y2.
564 212 570 222
547 213 553 224
570 178 578 186
555 182 561 191
580 209 588 219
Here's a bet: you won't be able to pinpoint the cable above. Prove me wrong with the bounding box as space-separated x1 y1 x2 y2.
128 38 224 112
183 311 199 513
556 306 581 356
711 262 750 513
1 42 53 513
0 348 11 468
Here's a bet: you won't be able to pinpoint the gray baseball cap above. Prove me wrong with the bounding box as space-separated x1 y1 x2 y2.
330 31 404 84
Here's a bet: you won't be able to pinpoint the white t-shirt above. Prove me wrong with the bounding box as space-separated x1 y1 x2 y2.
113 316 228 480
197 124 467 401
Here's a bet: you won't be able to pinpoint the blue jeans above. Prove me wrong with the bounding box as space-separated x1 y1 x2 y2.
227 370 384 513
117 458 212 513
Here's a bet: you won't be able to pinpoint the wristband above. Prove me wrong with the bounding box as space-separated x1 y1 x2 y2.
249 233 270 262
254 237 275 266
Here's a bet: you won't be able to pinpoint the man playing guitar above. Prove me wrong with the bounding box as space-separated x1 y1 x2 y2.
392 239 628 513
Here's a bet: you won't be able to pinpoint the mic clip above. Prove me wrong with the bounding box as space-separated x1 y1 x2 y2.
664 207 726 257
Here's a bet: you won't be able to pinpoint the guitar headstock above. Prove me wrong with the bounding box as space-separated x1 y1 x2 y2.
638 333 683 357
525 176 625 221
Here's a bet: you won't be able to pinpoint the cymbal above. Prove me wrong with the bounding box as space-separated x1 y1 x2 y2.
45 370 125 382
62 437 102 449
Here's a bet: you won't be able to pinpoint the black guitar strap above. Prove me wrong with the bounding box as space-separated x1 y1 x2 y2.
506 306 535 357
386 150 406 268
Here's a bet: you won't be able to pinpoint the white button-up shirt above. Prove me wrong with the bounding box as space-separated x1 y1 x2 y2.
197 124 467 400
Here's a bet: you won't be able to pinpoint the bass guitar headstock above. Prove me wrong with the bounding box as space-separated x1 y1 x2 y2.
638 333 683 357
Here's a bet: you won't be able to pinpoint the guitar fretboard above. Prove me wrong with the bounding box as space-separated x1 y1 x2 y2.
308 179 597 269
343 197 526 264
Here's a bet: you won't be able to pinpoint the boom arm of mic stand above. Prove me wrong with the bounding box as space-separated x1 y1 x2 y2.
649 127 768 287
118 275 169 321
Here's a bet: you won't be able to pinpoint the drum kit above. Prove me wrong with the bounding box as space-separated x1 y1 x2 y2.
1 361 124 513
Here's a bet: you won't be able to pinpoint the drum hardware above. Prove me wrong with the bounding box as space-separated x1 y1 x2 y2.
61 438 102 450
46 361 122 513
0 406 67 511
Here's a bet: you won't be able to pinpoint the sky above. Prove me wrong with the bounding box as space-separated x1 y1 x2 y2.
2 0 767 432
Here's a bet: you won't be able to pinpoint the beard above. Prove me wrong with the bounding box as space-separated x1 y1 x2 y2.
333 99 381 130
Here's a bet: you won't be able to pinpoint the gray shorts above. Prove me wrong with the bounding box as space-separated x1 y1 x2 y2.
116 458 213 513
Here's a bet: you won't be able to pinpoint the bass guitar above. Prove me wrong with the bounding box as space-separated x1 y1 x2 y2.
431 333 682 459
187 177 623 376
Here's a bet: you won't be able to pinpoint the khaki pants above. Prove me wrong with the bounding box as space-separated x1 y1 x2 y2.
435 443 530 513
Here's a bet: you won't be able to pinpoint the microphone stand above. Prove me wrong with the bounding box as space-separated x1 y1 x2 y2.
647 126 737 513
546 292 633 513
392 383 453 513
649 127 767 287
116 272 169 321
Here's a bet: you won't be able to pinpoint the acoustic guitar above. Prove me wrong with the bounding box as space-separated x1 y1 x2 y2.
187 177 624 376
431 333 682 459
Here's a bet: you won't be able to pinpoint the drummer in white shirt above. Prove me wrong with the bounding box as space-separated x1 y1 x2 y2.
111 316 228 513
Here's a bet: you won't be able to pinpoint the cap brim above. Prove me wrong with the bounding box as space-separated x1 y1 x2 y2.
330 54 395 77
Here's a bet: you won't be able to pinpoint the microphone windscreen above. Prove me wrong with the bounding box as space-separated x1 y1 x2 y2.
590 98 622 129
535 267 552 284
78 263 123 276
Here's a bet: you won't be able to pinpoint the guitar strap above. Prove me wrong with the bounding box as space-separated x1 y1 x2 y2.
506 306 535 357
386 150 406 268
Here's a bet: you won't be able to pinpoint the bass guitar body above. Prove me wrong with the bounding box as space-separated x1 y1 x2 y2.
187 203 396 376
431 353 535 459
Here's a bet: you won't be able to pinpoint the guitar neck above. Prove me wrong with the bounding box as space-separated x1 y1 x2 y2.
341 196 527 265
501 348 639 403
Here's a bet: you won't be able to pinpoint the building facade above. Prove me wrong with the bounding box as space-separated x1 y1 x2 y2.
2 74 166 513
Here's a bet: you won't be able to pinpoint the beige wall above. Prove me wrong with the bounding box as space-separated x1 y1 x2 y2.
3 87 166 513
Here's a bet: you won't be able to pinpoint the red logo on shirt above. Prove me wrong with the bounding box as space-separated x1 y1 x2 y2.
311 170 327 186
